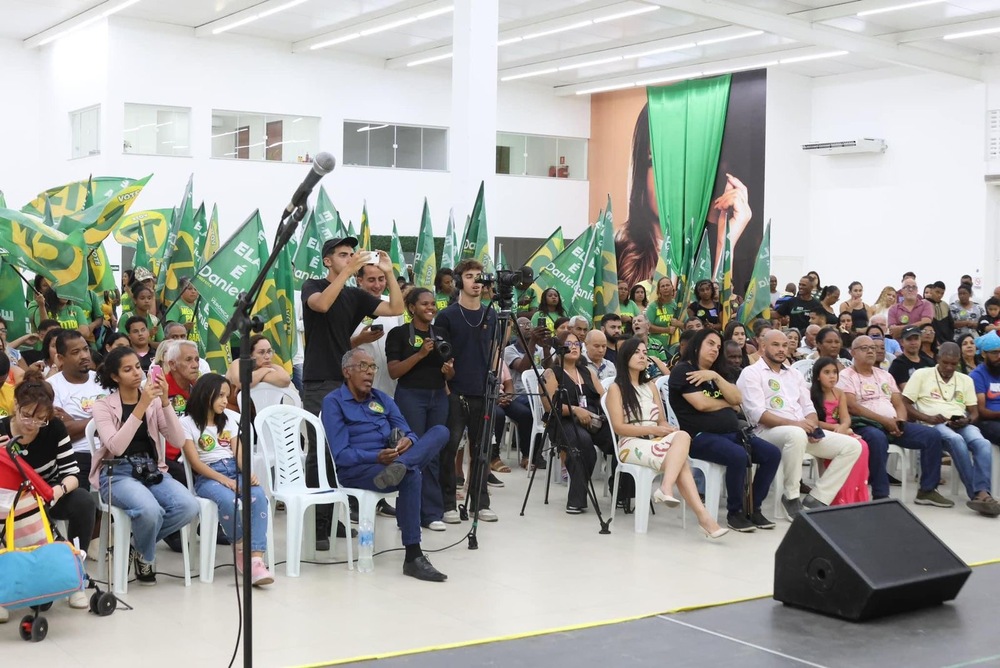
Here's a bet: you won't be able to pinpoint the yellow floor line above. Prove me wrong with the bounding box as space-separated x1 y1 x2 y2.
292 559 1000 667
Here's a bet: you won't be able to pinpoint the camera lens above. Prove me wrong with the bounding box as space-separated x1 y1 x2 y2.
435 339 452 359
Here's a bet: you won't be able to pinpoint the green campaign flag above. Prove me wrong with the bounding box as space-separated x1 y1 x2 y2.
389 220 409 283
252 219 295 374
647 75 731 278
593 198 620 319
292 186 343 288
737 221 771 324
204 204 221 259
157 177 193 297
359 203 371 250
347 219 357 238
88 243 116 293
412 199 436 289
716 217 734 327
0 192 6 208
64 175 152 246
524 226 565 279
573 223 601 319
440 210 458 270
496 243 508 270
0 259 30 340
461 182 493 272
113 208 172 251
652 226 671 285
531 226 595 319
679 228 712 311
0 206 89 303
161 184 207 312
194 211 264 373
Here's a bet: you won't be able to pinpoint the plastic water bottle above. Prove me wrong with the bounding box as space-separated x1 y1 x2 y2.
357 519 374 573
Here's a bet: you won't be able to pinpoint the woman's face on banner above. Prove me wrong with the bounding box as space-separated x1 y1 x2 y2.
645 154 659 218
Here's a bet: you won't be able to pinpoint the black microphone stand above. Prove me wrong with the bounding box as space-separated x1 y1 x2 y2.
220 203 307 668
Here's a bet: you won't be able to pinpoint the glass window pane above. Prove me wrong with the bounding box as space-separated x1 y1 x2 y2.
368 124 394 168
343 121 369 166
211 111 320 162
524 135 558 177
496 133 526 176
71 105 100 159
395 125 422 169
422 128 447 170
556 138 587 180
123 104 190 156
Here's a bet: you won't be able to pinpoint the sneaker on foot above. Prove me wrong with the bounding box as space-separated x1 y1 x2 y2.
781 494 803 519
915 489 955 507
424 520 447 531
68 590 89 609
442 510 461 524
565 506 585 515
251 557 274 587
727 512 756 532
477 508 498 522
487 473 504 487
376 499 396 517
374 462 407 490
133 551 156 586
749 510 776 529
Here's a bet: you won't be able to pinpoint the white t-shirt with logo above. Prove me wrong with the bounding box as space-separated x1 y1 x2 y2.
180 409 240 466
48 371 108 453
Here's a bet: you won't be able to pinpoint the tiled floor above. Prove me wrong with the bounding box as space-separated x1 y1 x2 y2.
3 462 999 667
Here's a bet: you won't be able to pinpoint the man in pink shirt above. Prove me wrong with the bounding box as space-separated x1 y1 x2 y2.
888 277 933 339
737 330 861 519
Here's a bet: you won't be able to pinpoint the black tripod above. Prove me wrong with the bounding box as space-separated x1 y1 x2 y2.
516 332 611 534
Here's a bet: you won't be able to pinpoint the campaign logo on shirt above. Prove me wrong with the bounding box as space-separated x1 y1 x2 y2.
769 396 785 409
369 401 385 414
198 434 217 452
901 315 910 324
768 379 780 392
218 429 233 449
80 394 106 414
955 391 965 404
988 383 1000 401
0 407 8 418
860 382 878 400
696 309 706 318
881 383 891 397
413 335 424 349
171 395 187 415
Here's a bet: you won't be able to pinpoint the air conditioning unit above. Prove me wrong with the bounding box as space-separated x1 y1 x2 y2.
801 138 887 156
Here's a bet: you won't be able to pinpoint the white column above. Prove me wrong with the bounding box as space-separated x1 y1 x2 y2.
450 0 498 223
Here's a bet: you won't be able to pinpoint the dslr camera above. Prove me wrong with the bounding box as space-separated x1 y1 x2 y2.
129 456 163 487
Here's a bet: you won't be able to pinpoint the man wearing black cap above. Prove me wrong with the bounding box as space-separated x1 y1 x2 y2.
887 325 934 391
302 236 403 548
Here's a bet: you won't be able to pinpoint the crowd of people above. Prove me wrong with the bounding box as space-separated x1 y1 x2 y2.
3 237 1000 613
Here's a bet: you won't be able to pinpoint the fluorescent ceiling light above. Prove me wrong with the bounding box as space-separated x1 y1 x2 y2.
418 6 454 20
944 25 1000 40
634 73 695 86
500 68 558 81
360 16 420 36
522 20 593 41
628 42 697 58
702 60 776 76
778 50 848 64
575 82 636 95
558 56 623 71
212 0 309 35
857 0 944 17
309 3 452 51
30 0 142 47
696 30 764 46
592 5 660 23
310 32 361 49
406 52 453 66
497 36 522 46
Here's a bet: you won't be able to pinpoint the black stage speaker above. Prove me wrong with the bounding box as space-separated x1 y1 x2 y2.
774 499 971 621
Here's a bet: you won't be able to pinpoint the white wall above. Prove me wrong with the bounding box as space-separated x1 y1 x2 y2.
765 66 987 300
0 39 43 207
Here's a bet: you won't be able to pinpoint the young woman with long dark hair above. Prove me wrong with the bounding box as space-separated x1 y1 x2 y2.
809 357 870 505
605 337 728 538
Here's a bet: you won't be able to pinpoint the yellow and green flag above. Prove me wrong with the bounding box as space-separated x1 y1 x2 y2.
160 176 207 312
440 210 459 270
252 216 294 373
412 199 436 289
0 206 89 303
714 217 734 327
524 226 565 280
292 186 343 288
0 259 31 340
531 226 595 320
359 202 371 251
204 204 221 259
593 197 620 319
461 182 493 273
389 220 409 283
737 221 771 324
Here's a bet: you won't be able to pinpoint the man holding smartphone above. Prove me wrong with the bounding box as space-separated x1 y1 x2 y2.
839 335 950 506
302 237 403 549
902 342 999 516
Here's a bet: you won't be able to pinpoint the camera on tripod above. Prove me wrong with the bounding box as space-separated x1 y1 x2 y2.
128 456 163 487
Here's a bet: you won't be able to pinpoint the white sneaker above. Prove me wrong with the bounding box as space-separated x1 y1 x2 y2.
425 521 446 531
0 605 8 623
442 510 461 524
68 590 89 609
477 508 498 522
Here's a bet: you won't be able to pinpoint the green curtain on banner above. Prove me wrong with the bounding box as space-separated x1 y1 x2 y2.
647 75 731 278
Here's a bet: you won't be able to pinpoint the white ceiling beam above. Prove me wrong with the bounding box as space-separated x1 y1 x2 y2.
24 0 141 48
194 0 309 37
384 0 645 67
646 0 982 80
887 14 1000 43
291 0 451 53
787 0 939 23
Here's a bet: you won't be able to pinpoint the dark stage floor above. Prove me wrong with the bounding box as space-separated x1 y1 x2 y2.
337 562 1000 668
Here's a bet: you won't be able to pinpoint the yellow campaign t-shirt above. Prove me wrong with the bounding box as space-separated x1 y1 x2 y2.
177 302 200 343
0 382 14 418
902 367 976 419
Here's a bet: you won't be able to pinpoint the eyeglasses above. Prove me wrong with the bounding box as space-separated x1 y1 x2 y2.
256 349 274 356
566 342 583 349
18 411 49 427
349 362 379 373
900 285 917 291
0 328 7 334
853 345 877 352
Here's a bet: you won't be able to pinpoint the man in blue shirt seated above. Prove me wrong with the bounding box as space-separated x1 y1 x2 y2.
322 348 449 582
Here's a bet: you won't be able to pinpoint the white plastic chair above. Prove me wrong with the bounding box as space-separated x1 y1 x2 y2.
602 392 659 533
792 358 814 381
237 382 302 413
178 452 220 583
654 377 726 522
887 444 910 500
253 405 353 577
521 370 552 479
86 420 192 594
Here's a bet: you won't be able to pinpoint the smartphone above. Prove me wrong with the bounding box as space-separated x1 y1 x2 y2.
536 316 546 329
950 414 964 423
370 324 384 333
148 364 163 385
809 427 825 439
366 251 380 265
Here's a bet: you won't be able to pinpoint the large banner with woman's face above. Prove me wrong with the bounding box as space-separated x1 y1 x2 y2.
589 70 766 294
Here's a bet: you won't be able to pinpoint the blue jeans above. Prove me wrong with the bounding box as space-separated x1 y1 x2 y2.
336 425 449 545
99 457 200 563
394 385 448 525
194 459 269 553
855 423 944 498
933 423 993 499
689 432 781 514
495 395 534 459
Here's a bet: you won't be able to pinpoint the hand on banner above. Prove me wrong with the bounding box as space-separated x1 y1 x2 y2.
708 173 752 245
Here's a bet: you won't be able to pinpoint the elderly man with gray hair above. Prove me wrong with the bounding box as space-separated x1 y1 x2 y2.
321 348 450 581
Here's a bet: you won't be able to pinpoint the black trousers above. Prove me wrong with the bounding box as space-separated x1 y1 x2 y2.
301 379 342 537
442 394 490 512
554 418 598 510
48 487 97 550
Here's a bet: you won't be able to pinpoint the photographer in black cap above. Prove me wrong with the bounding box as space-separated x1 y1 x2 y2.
300 236 403 550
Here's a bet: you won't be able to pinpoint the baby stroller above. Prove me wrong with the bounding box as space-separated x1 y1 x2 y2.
0 437 116 642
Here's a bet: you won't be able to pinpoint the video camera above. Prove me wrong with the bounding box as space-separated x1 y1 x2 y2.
476 266 533 311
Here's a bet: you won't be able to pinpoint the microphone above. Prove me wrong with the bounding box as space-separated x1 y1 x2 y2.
279 151 336 219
